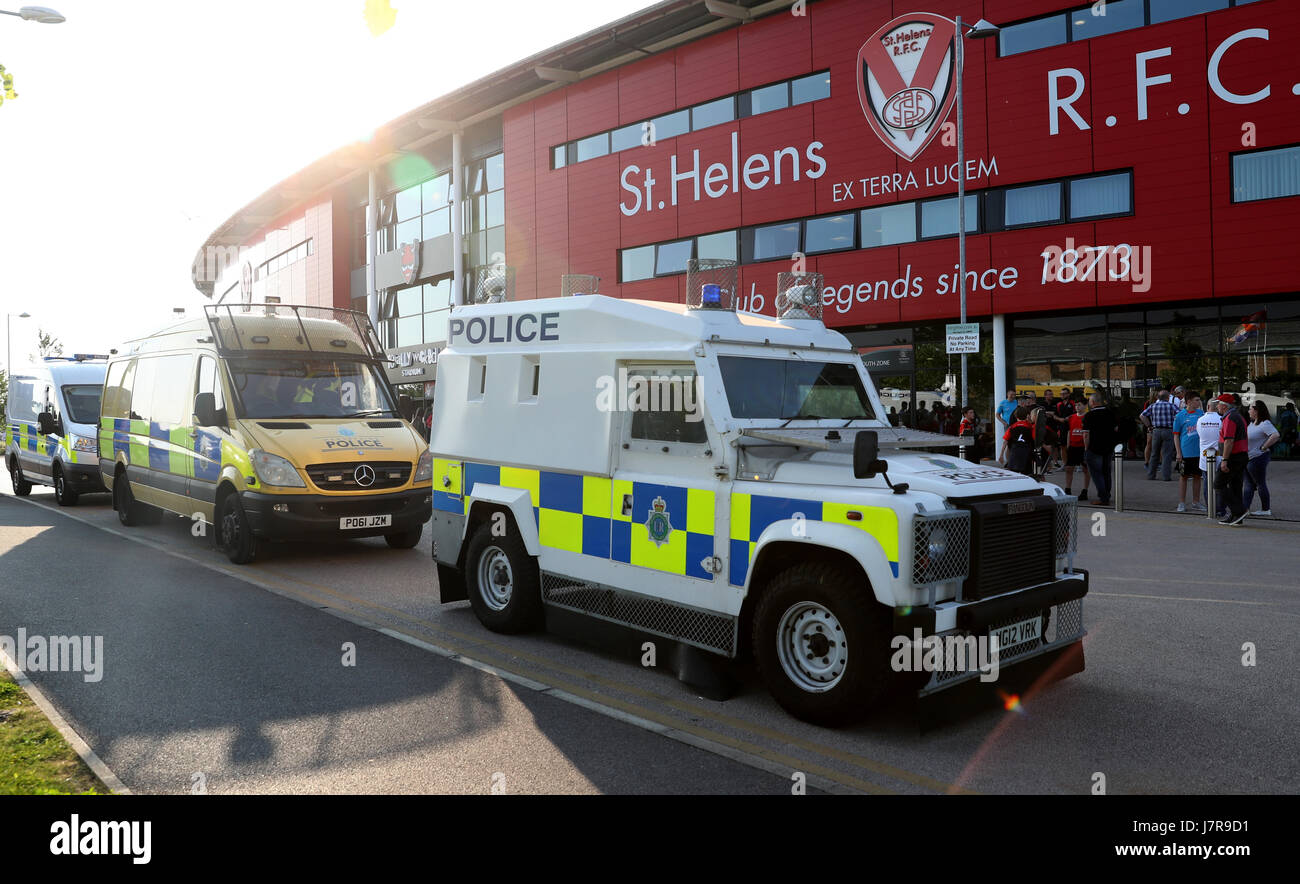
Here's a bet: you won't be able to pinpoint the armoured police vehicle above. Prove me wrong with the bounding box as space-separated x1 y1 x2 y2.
429 280 1086 725
5 355 109 505
99 304 432 563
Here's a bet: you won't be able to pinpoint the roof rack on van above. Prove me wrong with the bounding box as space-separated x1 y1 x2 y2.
43 354 109 363
203 303 387 362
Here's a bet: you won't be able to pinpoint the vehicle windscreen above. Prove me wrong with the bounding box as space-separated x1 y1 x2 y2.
227 357 397 419
718 355 875 421
61 385 102 425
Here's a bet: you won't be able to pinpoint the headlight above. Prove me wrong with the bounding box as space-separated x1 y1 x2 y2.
71 435 97 453
413 449 432 482
927 526 948 559
250 449 305 487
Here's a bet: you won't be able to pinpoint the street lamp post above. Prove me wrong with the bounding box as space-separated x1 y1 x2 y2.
955 16 999 413
7 311 31 391
0 6 65 23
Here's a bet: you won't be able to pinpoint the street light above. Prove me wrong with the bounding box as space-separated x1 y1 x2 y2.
6 312 31 393
955 16 999 413
0 6 65 23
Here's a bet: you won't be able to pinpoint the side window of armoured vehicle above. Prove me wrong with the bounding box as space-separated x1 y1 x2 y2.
625 363 708 451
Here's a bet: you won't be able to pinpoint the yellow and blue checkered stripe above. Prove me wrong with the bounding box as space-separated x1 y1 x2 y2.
98 417 227 482
433 460 716 581
7 422 54 456
730 492 900 586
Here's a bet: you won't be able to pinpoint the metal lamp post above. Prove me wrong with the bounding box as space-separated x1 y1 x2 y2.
955 16 999 412
6 311 31 391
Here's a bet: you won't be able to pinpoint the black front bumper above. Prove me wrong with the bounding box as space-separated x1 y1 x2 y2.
241 486 432 540
894 570 1089 636
63 461 107 493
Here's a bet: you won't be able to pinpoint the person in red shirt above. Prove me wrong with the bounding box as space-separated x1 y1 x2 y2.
1213 394 1250 525
1063 399 1089 501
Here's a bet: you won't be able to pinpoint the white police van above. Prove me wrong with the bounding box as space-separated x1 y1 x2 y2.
428 281 1086 725
5 356 109 505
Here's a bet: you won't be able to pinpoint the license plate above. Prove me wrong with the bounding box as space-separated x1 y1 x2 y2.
990 615 1042 650
340 515 392 530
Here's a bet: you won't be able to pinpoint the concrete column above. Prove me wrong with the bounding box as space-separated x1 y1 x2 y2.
366 166 379 329
451 129 465 306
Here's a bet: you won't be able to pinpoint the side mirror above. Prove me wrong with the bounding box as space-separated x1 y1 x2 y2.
853 430 887 479
37 411 57 436
194 392 217 427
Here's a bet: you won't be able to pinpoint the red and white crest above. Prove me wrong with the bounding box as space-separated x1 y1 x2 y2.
399 240 420 285
856 12 957 162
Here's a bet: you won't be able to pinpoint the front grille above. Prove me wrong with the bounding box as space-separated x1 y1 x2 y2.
961 495 1055 600
305 460 411 491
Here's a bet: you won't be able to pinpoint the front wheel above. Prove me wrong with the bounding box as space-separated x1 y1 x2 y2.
464 518 542 634
113 471 145 525
384 524 423 549
54 465 79 506
752 561 894 727
8 457 32 497
217 493 259 564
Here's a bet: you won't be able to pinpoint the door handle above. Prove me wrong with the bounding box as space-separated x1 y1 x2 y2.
621 494 633 517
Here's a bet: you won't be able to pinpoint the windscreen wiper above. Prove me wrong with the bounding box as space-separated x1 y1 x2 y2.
778 413 824 428
345 409 396 417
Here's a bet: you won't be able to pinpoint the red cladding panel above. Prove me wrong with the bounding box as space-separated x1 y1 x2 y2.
504 105 538 301
815 249 903 326
675 29 738 107
566 69 619 139
738 8 811 90
738 104 817 226
618 138 680 246
896 236 994 323
986 41 1093 184
619 54 677 125
989 224 1098 315
673 126 744 239
566 154 622 299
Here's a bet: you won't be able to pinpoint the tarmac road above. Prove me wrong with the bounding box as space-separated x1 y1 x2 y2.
2 473 1298 795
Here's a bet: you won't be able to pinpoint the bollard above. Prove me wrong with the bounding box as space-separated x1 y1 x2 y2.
1112 443 1124 512
1204 450 1217 521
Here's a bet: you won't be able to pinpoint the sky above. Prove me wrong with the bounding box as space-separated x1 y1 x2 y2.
0 0 650 364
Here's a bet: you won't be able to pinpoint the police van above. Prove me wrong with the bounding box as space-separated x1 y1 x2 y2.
429 283 1087 725
99 304 432 563
5 356 109 505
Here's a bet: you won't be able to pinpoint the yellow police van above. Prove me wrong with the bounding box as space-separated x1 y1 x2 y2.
99 303 432 563
429 285 1087 726
5 356 109 505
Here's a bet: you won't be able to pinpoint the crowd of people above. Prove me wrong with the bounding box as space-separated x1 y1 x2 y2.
987 385 1290 524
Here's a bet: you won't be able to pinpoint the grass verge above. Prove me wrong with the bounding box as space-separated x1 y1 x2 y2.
0 670 110 794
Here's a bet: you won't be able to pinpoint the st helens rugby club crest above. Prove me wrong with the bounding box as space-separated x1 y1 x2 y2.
856 12 957 162
399 240 420 285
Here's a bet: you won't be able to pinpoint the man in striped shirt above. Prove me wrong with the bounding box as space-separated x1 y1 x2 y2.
1142 390 1179 481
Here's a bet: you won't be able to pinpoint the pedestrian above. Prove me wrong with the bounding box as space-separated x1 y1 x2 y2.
1195 400 1224 515
1141 390 1178 481
958 406 978 462
1277 402 1297 458
1082 393 1117 505
1244 400 1280 517
1173 394 1206 513
1140 390 1159 467
1212 394 1250 526
1172 385 1186 410
1063 399 1089 501
1000 405 1037 476
995 389 1017 439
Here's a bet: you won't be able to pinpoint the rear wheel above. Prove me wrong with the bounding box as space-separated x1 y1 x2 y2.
752 561 894 727
464 518 542 634
54 465 79 506
8 457 32 497
217 493 259 564
114 471 145 525
384 524 423 549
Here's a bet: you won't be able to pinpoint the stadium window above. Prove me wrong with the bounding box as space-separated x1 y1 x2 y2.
655 239 694 276
1232 145 1300 203
691 96 735 131
999 14 1066 56
791 72 831 106
745 221 801 263
920 195 979 239
610 123 643 152
1150 0 1227 25
622 245 655 282
552 145 567 169
575 132 609 162
859 203 917 247
803 213 856 254
649 110 689 140
1004 182 1063 227
1069 172 1132 218
1068 0 1142 40
696 230 737 262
